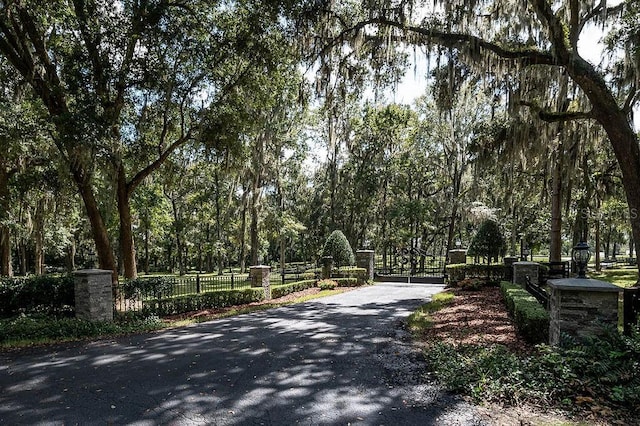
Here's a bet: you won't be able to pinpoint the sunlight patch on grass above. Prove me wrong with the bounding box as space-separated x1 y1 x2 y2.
590 268 638 288
407 291 455 334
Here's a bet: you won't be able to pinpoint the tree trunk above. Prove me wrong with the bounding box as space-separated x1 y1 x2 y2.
595 198 601 271
75 177 117 282
34 198 45 275
144 228 150 274
239 189 248 273
117 166 137 279
0 168 12 276
567 58 640 282
1 226 12 277
170 197 186 275
549 147 563 263
250 186 260 266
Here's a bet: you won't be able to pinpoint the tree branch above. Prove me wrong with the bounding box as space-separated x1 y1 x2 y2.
311 17 557 68
579 1 625 35
623 86 638 114
72 0 108 100
521 101 594 122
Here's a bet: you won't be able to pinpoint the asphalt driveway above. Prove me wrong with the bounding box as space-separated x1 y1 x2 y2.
0 282 487 425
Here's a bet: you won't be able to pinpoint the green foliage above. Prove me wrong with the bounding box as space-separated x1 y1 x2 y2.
332 277 364 287
500 281 549 344
445 263 505 285
322 230 355 267
467 220 506 264
0 314 163 346
0 275 75 318
122 276 173 300
317 279 338 290
407 291 455 333
333 266 367 284
454 277 486 291
424 326 640 416
142 288 264 316
271 280 316 298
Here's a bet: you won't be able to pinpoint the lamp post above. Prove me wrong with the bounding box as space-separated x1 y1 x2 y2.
572 241 591 279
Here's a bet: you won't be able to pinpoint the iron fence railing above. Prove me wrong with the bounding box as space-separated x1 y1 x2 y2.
112 265 320 313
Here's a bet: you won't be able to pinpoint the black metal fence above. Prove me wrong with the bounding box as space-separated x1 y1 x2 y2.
112 265 321 314
114 274 250 313
374 246 446 282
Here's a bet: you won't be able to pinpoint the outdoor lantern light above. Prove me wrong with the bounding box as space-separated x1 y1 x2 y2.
455 240 462 248
572 241 591 278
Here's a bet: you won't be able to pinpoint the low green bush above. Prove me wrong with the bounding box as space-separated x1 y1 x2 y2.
0 275 75 318
0 314 163 345
317 279 338 290
423 326 640 417
500 281 549 344
446 264 505 286
122 276 173 299
142 288 264 316
271 280 316 298
333 277 362 287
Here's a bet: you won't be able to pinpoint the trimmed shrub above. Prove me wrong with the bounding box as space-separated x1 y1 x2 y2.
0 275 75 318
333 277 362 287
271 280 316 298
500 281 549 344
446 264 505 285
333 266 367 284
317 279 338 290
322 230 355 267
468 219 506 264
122 276 173 300
142 288 264 316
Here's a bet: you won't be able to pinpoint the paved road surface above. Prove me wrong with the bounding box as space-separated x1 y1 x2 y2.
1 282 487 425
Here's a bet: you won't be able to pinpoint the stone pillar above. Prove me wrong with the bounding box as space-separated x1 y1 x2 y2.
513 261 539 287
548 278 621 346
504 256 518 282
321 256 333 279
448 249 467 265
356 250 375 281
250 265 271 301
74 269 114 322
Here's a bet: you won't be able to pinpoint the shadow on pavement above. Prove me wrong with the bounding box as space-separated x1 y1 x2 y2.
0 283 486 425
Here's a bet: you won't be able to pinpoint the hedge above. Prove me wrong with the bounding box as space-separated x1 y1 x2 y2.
499 281 549 344
142 288 264 316
446 263 506 285
271 280 317 298
0 275 75 318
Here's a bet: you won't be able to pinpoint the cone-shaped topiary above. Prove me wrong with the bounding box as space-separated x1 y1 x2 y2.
322 230 355 267
467 219 506 264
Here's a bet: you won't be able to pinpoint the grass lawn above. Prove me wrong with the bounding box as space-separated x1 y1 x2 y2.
589 267 638 288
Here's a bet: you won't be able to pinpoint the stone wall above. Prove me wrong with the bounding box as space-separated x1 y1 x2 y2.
74 269 113 322
548 278 621 346
513 261 539 287
448 249 467 265
356 250 374 281
250 265 271 301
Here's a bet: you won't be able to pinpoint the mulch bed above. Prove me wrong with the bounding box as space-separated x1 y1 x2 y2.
419 285 531 353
